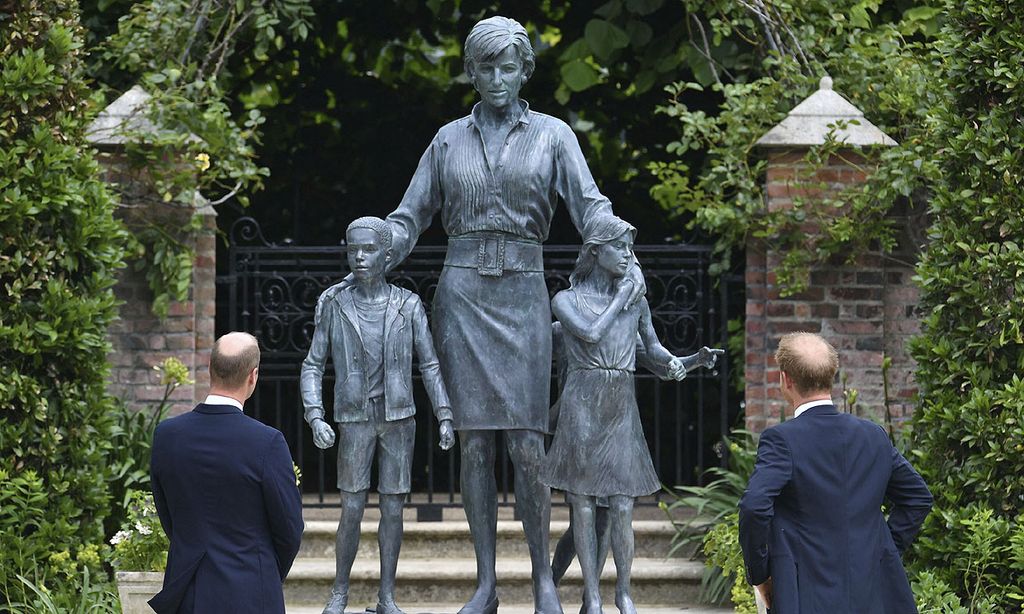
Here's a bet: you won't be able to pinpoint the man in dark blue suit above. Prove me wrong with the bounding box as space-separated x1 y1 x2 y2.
149 332 304 613
739 332 932 613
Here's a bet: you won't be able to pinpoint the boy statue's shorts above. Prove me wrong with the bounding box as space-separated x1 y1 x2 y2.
335 395 415 494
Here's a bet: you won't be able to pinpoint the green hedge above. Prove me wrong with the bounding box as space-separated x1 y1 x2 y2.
909 0 1024 608
0 0 127 602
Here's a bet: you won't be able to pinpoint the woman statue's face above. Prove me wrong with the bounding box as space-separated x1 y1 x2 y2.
594 231 634 278
470 46 526 110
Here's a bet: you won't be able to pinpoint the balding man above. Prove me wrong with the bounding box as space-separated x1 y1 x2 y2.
149 332 304 614
739 332 932 613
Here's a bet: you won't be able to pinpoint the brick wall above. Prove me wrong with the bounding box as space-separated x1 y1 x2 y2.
745 151 920 432
105 190 216 417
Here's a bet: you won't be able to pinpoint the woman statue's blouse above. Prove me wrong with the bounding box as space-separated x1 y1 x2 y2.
385 100 615 264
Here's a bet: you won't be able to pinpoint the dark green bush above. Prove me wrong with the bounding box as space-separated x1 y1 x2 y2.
0 0 127 603
909 0 1024 607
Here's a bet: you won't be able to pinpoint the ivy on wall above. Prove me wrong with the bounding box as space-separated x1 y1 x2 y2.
87 0 314 317
651 1 942 290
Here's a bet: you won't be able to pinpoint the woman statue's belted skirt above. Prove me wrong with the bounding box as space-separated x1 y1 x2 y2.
432 232 551 432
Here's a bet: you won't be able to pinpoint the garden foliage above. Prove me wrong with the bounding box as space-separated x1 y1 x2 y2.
651 1 942 287
0 0 127 604
909 0 1024 607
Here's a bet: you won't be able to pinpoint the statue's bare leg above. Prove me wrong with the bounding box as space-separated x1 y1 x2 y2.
506 429 563 614
551 507 575 586
458 430 498 614
325 490 367 614
567 493 603 614
377 493 406 614
608 495 637 614
552 505 611 586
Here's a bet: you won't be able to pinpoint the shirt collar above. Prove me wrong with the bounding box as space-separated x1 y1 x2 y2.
204 394 244 412
794 398 833 418
468 99 531 128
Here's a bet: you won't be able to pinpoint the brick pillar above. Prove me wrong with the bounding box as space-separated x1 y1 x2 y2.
88 86 215 416
744 151 919 431
104 191 216 416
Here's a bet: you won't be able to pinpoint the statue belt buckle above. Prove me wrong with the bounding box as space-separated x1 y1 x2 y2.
476 235 506 277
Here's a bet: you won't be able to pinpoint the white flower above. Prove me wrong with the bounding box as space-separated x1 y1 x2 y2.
136 522 153 535
110 530 129 546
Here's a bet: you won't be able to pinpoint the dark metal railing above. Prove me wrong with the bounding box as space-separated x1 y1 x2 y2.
217 217 738 514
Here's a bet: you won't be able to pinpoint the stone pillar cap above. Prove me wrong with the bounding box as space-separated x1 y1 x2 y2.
756 75 898 148
86 85 200 146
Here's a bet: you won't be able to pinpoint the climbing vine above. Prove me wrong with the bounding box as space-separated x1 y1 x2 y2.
86 0 313 316
651 1 943 291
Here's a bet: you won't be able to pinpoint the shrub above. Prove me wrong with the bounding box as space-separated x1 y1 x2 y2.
908 0 1024 608
0 0 126 604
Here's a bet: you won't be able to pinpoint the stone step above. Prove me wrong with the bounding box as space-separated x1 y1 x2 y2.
284 557 705 608
285 604 733 614
297 520 697 560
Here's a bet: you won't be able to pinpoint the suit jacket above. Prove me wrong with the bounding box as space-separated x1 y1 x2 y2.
300 284 452 425
738 405 932 614
149 404 304 614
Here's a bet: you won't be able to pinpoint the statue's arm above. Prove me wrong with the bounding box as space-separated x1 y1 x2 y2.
552 288 629 345
410 296 453 424
385 135 444 268
635 332 671 380
554 121 613 234
637 299 675 369
300 296 333 425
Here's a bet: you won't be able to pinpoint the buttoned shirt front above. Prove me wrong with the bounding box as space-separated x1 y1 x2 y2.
385 99 614 264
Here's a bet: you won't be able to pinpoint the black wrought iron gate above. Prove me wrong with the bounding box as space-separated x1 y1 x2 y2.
217 217 740 512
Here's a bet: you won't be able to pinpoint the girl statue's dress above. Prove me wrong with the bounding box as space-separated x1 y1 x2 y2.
540 290 661 498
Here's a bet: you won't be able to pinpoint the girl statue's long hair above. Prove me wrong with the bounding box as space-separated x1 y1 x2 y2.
568 215 636 288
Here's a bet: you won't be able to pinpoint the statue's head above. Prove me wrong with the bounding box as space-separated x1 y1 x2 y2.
345 217 393 281
570 215 636 286
464 16 535 109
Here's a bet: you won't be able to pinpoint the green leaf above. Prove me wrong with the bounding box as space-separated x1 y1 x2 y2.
584 19 630 61
560 59 601 92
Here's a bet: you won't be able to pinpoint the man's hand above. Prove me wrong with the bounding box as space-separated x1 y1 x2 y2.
754 577 773 611
311 419 336 449
439 419 455 450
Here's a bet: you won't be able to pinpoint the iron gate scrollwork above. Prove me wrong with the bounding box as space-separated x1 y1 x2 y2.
217 217 739 511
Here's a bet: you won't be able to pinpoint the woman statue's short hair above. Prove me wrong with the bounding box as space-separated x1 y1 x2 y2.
464 16 535 80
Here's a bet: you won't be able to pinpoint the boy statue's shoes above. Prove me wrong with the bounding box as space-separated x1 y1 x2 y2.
323 591 347 614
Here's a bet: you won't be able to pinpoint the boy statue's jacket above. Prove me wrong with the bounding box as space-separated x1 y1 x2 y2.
300 284 452 424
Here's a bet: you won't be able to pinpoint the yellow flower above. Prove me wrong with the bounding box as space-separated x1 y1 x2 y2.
195 152 211 171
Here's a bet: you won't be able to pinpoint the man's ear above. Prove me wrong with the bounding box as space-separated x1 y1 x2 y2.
385 248 393 263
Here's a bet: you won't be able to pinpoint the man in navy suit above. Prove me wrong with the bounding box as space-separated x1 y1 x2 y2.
149 332 304 613
739 332 932 613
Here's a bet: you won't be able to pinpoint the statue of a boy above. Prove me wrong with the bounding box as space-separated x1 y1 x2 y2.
300 216 456 614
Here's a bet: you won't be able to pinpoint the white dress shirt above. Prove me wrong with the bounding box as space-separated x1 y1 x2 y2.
203 394 243 411
794 398 834 418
